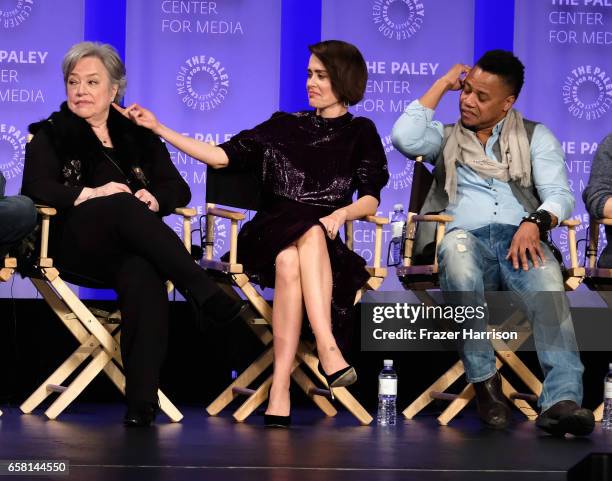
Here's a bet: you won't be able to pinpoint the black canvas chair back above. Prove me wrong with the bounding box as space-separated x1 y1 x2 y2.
408 160 434 215
206 164 262 211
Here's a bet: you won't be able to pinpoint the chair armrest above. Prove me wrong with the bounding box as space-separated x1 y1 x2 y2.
555 219 582 274
207 206 245 221
174 207 197 218
593 217 612 226
560 219 580 227
34 205 56 265
173 207 197 253
360 215 389 226
345 216 389 269
586 217 612 269
205 205 243 263
36 205 57 216
402 214 454 271
0 256 16 282
410 214 453 223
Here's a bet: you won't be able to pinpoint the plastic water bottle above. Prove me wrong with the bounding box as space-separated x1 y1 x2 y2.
390 204 407 265
603 363 612 431
377 359 398 426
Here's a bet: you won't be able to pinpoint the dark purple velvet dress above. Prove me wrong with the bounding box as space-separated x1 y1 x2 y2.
219 111 389 334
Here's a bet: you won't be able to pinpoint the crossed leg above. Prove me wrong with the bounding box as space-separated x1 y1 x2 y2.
265 225 350 416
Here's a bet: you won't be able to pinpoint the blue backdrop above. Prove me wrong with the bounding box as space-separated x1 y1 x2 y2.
3 0 610 299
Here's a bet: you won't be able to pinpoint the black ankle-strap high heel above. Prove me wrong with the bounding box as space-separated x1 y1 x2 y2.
317 362 357 400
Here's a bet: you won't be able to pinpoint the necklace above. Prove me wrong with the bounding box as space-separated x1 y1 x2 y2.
91 124 111 146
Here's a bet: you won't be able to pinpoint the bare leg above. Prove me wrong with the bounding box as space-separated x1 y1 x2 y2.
296 226 349 375
265 246 303 416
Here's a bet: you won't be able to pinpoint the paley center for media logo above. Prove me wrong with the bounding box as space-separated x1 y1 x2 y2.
0 123 26 180
381 133 414 191
372 0 425 41
176 54 229 111
562 65 612 121
1 0 34 29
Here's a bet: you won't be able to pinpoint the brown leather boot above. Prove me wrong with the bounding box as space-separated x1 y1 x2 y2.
473 371 512 429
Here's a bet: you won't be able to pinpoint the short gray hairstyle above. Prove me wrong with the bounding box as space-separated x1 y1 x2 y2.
62 41 127 101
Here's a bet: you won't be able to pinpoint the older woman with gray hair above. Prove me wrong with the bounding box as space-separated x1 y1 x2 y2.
22 42 246 427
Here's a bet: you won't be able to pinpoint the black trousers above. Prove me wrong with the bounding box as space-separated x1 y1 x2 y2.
56 193 218 403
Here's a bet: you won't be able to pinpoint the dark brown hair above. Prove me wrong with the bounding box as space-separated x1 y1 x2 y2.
308 40 367 106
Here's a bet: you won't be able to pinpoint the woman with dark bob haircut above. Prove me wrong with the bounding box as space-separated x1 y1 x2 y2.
22 42 246 427
119 40 389 427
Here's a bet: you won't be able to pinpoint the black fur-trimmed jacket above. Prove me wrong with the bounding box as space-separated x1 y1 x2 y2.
22 102 190 216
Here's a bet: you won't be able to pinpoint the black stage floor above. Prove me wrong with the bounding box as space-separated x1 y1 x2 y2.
0 404 610 481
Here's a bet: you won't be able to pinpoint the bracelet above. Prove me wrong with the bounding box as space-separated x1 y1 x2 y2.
520 210 552 236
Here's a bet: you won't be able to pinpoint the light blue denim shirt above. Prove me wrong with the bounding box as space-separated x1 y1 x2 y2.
391 100 574 232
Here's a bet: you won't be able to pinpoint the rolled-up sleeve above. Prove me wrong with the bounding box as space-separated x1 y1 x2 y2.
531 124 575 222
583 134 612 219
391 100 444 162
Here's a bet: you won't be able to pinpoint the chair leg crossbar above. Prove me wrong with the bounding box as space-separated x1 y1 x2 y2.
20 268 183 422
206 273 373 425
402 292 542 425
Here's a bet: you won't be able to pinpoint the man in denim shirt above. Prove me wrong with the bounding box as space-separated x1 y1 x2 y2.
0 172 37 259
392 50 593 436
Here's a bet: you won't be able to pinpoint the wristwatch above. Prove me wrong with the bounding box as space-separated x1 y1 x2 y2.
520 210 552 236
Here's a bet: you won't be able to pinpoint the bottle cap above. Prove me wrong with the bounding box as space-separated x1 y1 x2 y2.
393 203 404 212
384 359 393 367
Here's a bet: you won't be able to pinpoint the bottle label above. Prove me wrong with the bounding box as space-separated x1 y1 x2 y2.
379 378 397 396
391 221 404 239
605 380 612 398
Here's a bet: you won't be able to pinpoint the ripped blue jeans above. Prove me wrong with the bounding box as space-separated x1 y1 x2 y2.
437 223 583 412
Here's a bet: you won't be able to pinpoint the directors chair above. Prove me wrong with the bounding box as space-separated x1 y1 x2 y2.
19 203 195 422
584 216 612 422
397 156 584 425
202 163 388 425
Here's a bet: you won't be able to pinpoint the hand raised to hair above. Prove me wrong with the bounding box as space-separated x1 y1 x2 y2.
441 63 471 91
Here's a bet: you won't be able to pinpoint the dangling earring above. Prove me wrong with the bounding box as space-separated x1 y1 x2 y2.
343 101 349 108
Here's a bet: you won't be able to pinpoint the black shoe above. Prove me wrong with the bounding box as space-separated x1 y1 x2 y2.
194 289 250 330
264 414 291 428
536 400 595 437
123 401 158 427
473 372 512 429
317 362 357 400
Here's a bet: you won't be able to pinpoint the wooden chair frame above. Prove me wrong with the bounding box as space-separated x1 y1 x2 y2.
584 216 612 422
1 255 17 282
19 205 196 421
397 157 585 425
203 203 388 425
